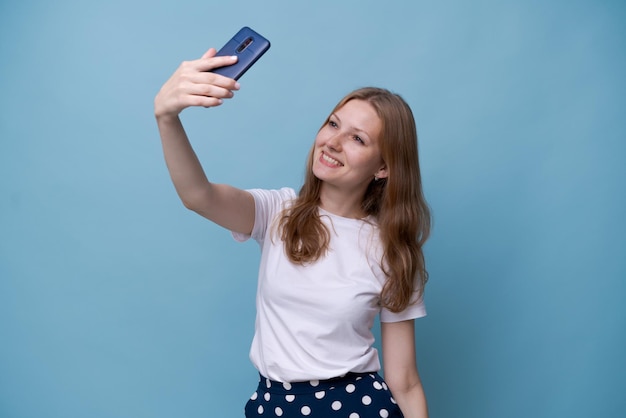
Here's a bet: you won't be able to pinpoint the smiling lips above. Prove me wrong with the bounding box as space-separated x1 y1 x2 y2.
320 151 343 167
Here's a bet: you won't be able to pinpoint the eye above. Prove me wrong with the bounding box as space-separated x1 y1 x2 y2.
353 135 364 144
328 120 338 128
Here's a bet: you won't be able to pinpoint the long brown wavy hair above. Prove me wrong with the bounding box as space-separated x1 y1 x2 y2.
278 87 431 313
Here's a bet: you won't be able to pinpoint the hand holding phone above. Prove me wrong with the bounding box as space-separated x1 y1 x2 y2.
210 26 271 80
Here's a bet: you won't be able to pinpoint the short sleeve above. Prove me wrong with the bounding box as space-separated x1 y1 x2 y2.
232 187 296 244
380 293 427 323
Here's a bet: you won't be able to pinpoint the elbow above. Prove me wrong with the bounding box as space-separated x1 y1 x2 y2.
180 196 197 211
385 370 422 397
181 197 204 214
387 378 420 397
181 199 197 212
178 189 210 213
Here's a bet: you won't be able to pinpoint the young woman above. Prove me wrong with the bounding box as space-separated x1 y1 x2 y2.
155 47 431 418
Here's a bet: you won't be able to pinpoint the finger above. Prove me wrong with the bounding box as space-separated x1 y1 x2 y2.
200 47 216 60
189 82 237 101
195 54 238 72
190 71 240 91
185 94 225 109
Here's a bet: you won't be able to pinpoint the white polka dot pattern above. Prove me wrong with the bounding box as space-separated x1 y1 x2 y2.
244 372 405 417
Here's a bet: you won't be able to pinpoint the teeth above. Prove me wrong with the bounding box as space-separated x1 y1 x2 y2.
322 153 342 166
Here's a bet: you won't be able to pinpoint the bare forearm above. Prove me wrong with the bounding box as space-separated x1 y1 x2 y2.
393 382 429 418
156 114 211 208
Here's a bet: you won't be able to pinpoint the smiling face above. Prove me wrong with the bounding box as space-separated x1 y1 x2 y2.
311 99 388 201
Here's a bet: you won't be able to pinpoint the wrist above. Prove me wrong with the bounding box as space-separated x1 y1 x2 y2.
154 110 181 124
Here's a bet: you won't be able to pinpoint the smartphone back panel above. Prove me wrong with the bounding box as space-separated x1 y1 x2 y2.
211 27 271 80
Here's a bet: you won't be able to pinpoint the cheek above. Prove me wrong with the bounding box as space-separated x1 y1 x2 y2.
313 129 328 147
357 152 384 172
311 136 324 163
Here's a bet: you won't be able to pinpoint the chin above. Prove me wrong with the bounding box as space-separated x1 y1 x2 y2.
311 168 326 182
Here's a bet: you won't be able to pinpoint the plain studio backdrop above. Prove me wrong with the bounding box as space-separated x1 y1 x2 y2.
0 0 624 417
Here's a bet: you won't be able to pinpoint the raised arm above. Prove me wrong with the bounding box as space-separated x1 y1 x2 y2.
381 320 429 418
154 48 255 234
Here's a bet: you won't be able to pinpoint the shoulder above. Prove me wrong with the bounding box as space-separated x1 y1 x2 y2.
235 187 297 243
248 187 297 227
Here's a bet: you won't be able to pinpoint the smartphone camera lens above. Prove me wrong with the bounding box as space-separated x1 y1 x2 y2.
236 37 254 53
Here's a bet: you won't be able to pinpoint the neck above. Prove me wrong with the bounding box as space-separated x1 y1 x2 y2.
318 186 366 219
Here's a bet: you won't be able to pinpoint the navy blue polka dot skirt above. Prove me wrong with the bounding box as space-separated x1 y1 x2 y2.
244 372 404 417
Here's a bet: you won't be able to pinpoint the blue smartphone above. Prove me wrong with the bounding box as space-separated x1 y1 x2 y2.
210 27 271 80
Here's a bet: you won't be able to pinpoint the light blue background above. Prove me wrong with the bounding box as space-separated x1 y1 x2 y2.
1 0 624 417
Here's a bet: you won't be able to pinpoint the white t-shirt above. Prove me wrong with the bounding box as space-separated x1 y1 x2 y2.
233 187 426 382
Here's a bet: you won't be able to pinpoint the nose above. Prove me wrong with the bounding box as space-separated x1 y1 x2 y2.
326 133 342 151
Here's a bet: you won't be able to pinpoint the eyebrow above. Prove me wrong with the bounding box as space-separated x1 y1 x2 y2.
331 113 370 137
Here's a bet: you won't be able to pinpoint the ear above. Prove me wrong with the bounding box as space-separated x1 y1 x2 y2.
375 165 389 180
